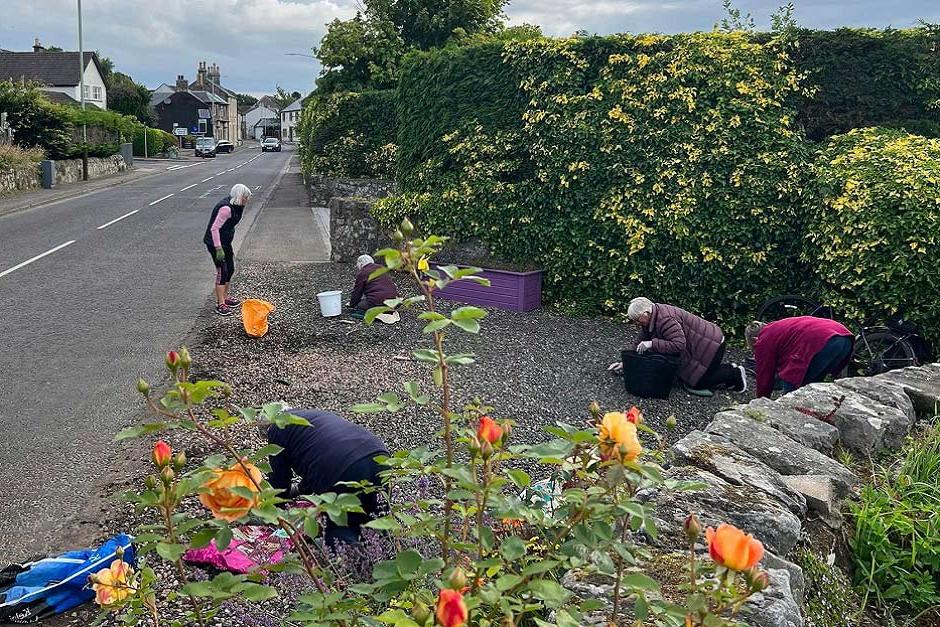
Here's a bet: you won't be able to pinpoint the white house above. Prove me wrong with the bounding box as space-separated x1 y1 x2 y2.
244 96 279 140
280 98 303 142
0 40 107 108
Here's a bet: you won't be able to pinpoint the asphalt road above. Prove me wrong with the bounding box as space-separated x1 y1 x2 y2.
0 145 294 560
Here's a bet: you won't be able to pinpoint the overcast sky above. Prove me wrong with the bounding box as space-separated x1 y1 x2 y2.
3 1 938 97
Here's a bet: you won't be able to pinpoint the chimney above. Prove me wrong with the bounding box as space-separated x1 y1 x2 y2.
196 61 206 86
208 63 220 84
175 74 188 91
33 38 44 53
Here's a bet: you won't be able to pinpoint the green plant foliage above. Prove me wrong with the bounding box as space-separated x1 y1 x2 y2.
0 144 45 169
850 421 940 612
787 27 940 141
132 127 178 157
808 127 940 342
793 546 864 627
381 33 816 328
297 90 397 178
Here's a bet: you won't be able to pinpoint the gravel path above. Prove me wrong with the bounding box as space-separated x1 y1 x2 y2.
46 259 752 626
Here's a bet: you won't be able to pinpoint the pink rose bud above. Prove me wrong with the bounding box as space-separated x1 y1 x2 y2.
684 513 702 543
165 351 180 370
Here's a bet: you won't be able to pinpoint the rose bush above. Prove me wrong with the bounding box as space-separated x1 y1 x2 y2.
102 224 772 626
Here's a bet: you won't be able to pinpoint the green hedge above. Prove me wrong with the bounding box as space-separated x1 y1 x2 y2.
789 27 940 141
379 33 816 327
298 90 397 178
133 127 177 156
808 128 940 342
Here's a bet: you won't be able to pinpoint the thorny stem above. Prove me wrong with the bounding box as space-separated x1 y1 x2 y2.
159 484 206 627
611 506 628 622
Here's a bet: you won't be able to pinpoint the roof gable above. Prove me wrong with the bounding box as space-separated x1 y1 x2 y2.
0 51 101 87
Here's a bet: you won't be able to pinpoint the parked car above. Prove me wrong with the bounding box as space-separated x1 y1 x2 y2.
262 137 281 152
195 137 217 158
215 140 234 153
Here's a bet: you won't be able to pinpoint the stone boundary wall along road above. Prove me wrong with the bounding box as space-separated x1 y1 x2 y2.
563 364 940 627
0 161 41 196
307 174 395 207
0 155 128 196
307 175 396 263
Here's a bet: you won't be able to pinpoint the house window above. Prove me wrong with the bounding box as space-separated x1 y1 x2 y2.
92 86 102 100
83 84 90 98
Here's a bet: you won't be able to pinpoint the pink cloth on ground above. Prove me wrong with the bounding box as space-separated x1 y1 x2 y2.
183 525 292 574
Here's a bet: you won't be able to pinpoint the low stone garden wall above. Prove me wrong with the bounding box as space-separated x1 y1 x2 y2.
307 174 395 207
0 162 41 196
564 364 940 626
329 196 390 263
0 154 128 196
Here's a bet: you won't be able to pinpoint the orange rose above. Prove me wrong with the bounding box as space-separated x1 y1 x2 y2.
626 406 642 424
705 523 765 571
152 441 172 467
198 461 263 522
477 416 503 445
92 559 135 606
436 588 468 627
598 412 642 463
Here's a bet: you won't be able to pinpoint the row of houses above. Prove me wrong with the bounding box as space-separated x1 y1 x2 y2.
1 41 304 145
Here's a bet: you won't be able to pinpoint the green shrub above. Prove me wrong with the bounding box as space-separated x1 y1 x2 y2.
133 127 177 156
788 27 940 141
382 32 816 327
298 90 397 177
850 421 940 612
808 128 940 341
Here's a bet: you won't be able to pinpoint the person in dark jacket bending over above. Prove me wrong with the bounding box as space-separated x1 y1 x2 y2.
626 297 747 395
349 254 399 312
746 316 854 398
203 183 252 316
264 409 389 546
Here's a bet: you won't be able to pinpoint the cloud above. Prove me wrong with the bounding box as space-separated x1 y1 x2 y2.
2 0 939 95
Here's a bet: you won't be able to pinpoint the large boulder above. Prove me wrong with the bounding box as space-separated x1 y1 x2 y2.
741 397 840 455
775 383 912 454
835 376 916 421
706 412 858 497
670 431 807 516
652 466 802 555
875 364 940 417
740 567 803 627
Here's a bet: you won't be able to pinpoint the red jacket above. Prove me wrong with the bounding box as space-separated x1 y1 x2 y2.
754 316 854 397
349 263 398 308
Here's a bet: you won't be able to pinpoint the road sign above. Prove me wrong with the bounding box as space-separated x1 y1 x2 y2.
173 127 187 136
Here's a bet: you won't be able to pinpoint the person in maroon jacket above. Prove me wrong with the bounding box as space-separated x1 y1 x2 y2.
625 297 746 394
746 316 854 398
349 254 399 312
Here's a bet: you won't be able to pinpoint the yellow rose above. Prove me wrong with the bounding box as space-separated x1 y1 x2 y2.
92 559 135 606
199 461 263 522
418 256 430 272
598 411 642 463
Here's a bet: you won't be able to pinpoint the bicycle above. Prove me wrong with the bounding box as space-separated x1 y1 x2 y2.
749 294 924 377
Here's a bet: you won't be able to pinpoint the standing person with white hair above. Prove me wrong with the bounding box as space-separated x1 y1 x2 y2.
203 183 252 316
622 296 747 395
348 253 398 315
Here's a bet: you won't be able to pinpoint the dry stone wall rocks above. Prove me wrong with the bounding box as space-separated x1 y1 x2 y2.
0 162 41 196
739 397 840 455
738 568 804 627
307 175 395 207
329 197 390 263
54 155 126 185
875 365 940 416
835 376 916 420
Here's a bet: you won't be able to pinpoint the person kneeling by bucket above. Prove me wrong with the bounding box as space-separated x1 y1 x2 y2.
348 254 400 323
261 409 389 547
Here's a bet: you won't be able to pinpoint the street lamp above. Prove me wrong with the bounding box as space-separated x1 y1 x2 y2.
77 0 88 180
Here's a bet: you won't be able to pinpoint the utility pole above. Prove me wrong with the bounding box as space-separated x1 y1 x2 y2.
77 0 88 180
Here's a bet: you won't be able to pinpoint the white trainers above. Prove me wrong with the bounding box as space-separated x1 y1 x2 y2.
735 364 748 393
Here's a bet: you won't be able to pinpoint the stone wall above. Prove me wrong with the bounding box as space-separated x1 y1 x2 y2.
307 174 395 207
329 197 389 263
54 155 127 186
0 162 41 196
562 364 940 627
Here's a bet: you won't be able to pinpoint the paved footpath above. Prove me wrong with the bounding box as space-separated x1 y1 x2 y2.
0 146 295 560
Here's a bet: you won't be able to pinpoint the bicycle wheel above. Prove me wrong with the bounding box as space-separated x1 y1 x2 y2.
756 295 828 323
851 330 919 376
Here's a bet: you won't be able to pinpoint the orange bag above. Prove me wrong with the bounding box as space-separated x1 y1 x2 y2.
241 299 275 337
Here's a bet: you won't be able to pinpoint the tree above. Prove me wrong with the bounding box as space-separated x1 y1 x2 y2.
368 0 507 50
235 93 258 108
96 53 115 89
108 72 153 124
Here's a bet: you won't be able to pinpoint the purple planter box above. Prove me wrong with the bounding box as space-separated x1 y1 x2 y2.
433 263 543 312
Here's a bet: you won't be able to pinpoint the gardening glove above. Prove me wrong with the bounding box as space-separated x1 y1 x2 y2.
214 247 225 262
637 341 653 354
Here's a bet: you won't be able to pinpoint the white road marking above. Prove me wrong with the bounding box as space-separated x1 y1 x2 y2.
0 240 76 279
166 163 201 171
226 168 236 172
201 176 215 182
96 209 139 230
217 171 226 176
149 194 174 206
180 183 198 191
253 186 261 191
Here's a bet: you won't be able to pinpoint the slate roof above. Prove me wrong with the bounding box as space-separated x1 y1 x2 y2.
282 97 303 112
0 51 101 86
190 90 228 105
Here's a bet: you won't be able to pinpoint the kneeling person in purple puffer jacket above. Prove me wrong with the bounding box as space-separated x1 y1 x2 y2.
349 254 399 312
626 297 747 394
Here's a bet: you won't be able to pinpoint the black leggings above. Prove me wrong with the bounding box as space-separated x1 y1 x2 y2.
324 454 387 546
208 244 235 285
695 343 742 390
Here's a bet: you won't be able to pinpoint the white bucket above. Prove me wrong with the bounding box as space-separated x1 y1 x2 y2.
316 290 342 317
